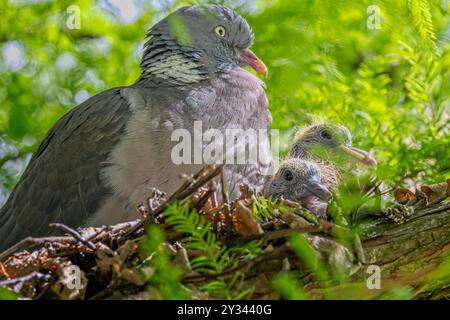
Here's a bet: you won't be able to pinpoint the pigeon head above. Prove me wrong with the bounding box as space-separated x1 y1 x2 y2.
289 123 377 168
265 159 332 203
140 5 267 84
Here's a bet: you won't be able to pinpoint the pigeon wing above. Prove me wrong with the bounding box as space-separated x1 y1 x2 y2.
0 87 132 250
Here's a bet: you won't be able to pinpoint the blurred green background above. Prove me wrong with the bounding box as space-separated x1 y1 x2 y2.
0 0 449 205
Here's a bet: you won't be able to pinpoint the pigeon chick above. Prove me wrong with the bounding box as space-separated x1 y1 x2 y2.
288 123 377 189
264 158 332 219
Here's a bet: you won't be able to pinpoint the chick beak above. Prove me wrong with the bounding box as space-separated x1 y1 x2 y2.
338 145 377 167
304 182 333 202
237 48 268 77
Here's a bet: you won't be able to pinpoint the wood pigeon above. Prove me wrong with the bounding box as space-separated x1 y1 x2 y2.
264 158 332 219
288 123 377 189
0 5 272 251
264 158 332 201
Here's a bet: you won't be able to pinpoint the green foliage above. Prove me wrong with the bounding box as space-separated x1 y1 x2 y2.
271 272 309 300
249 0 449 186
416 255 450 296
253 195 320 225
251 195 284 222
379 285 416 300
0 287 19 300
163 201 259 299
408 0 438 55
271 234 336 299
272 234 360 299
200 272 253 300
1 0 448 199
289 234 330 285
140 224 191 299
164 201 233 274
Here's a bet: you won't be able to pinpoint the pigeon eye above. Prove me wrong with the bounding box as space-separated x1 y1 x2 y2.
320 130 332 140
283 170 294 181
214 26 226 37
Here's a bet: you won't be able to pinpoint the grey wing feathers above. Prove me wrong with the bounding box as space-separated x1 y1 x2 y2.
0 87 131 251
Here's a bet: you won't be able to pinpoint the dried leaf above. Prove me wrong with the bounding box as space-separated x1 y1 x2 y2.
233 200 263 237
406 189 428 209
239 184 256 201
51 262 87 300
420 180 450 205
120 268 147 286
173 247 194 275
3 249 57 278
95 240 138 277
394 188 414 204
0 262 9 277
95 244 117 276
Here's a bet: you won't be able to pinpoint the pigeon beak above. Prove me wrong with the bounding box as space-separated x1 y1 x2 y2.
338 145 377 167
304 182 333 202
237 48 268 77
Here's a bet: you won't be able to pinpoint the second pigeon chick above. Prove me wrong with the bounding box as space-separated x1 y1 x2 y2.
264 158 332 219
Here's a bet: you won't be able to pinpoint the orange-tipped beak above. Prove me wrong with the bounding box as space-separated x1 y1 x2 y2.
237 48 268 77
338 145 378 167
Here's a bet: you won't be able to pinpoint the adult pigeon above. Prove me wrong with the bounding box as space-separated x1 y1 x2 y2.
0 5 272 251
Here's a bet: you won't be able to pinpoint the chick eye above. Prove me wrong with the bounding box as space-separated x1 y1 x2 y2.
214 25 226 37
320 130 332 140
283 170 294 181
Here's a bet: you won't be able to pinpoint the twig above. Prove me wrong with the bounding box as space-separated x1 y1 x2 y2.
0 236 73 261
86 226 108 241
230 216 350 246
0 271 52 287
315 218 350 236
207 203 225 217
193 186 216 212
353 234 366 264
89 283 118 300
175 165 224 203
282 199 351 234
34 277 56 300
209 180 218 208
125 165 224 236
193 165 213 180
49 223 96 251
231 228 301 245
220 167 232 237
282 198 302 208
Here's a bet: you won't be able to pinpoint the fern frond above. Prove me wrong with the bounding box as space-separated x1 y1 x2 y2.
407 0 438 56
162 201 260 298
252 195 286 222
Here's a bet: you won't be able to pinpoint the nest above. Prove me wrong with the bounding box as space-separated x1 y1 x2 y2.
0 165 449 300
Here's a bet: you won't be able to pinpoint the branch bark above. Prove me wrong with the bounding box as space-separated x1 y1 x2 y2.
306 201 450 299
